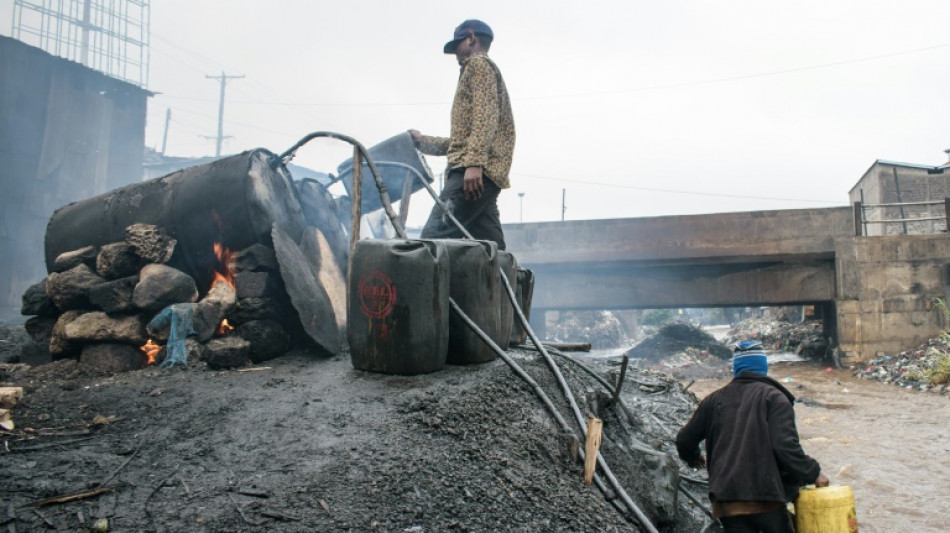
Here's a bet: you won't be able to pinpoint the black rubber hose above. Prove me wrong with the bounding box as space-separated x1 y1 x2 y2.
280 138 658 532
388 159 659 533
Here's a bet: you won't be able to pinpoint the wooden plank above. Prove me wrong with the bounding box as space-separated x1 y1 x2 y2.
583 415 603 486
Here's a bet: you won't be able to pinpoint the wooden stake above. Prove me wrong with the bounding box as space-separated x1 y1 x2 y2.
583 415 603 486
347 147 363 290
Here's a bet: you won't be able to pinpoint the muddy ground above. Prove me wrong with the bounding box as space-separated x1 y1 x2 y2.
0 325 711 533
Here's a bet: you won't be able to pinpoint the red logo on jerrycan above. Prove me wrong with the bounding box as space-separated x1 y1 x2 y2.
359 270 397 320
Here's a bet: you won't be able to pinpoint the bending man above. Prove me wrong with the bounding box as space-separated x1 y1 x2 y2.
676 341 830 532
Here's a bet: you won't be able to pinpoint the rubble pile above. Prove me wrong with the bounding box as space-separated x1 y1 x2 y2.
548 310 626 349
853 334 950 393
623 323 732 379
19 223 300 373
723 317 831 360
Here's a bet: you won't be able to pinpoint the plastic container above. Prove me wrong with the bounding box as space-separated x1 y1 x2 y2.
336 132 435 214
795 485 859 533
442 239 501 364
348 239 449 374
509 266 535 346
496 251 518 347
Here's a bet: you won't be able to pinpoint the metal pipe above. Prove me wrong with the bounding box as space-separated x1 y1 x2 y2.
861 201 944 208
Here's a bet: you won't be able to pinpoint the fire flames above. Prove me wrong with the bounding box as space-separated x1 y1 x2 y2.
140 339 160 365
212 242 235 336
212 242 235 289
218 318 234 336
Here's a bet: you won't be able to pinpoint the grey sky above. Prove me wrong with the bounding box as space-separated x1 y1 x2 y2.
8 1 949 226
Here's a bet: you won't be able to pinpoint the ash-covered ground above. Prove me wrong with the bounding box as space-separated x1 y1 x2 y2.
0 325 709 532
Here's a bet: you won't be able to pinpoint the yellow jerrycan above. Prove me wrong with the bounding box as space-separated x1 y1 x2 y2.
795 485 858 533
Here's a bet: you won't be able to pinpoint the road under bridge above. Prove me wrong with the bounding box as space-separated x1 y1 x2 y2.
503 207 950 362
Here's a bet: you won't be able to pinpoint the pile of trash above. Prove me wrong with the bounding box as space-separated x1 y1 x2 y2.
548 310 626 349
623 323 732 379
723 317 831 360
853 334 950 393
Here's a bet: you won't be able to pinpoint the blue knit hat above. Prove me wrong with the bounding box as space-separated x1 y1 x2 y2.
732 340 767 376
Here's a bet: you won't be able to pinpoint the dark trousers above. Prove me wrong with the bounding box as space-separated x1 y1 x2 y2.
420 168 506 250
719 508 795 533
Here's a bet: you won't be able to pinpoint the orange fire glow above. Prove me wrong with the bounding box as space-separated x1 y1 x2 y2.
218 319 234 336
140 339 161 365
212 243 235 289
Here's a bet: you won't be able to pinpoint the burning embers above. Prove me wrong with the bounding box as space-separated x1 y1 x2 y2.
19 223 298 373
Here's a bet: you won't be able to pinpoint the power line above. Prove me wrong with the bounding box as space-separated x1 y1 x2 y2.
516 42 950 102
511 172 841 205
151 41 950 108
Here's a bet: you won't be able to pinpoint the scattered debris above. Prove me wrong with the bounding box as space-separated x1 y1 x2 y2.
853 334 950 393
548 311 627 349
723 317 831 361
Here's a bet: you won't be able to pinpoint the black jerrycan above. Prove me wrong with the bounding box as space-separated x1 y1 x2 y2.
496 251 518 348
442 239 502 364
509 266 535 346
348 239 449 374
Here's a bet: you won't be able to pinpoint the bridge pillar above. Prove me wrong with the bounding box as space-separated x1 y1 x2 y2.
834 235 950 361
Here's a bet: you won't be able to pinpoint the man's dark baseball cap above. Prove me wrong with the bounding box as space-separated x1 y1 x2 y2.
443 19 493 54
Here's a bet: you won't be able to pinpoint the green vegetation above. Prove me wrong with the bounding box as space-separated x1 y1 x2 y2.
927 299 950 385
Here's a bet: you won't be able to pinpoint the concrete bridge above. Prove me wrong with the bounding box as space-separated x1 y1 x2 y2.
503 207 950 362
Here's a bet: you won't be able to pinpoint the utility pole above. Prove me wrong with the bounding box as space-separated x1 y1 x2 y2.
160 109 171 155
561 188 566 221
205 72 244 157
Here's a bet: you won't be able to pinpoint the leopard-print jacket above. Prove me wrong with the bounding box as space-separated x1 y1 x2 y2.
418 53 515 189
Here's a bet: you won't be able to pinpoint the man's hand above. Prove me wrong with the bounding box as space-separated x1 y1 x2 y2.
463 166 484 200
408 129 422 146
815 473 830 487
696 454 707 469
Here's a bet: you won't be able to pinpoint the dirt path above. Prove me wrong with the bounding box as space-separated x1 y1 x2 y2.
689 363 950 533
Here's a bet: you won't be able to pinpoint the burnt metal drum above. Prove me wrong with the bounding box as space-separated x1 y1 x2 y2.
45 149 307 292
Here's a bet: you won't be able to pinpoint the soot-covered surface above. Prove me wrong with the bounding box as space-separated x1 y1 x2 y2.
0 333 709 532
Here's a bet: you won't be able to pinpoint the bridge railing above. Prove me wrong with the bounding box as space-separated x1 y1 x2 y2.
852 198 950 236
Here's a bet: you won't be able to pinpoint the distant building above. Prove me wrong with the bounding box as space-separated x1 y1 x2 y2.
848 153 950 236
0 35 151 320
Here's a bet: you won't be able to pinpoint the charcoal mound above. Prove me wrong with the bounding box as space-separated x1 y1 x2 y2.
626 322 732 362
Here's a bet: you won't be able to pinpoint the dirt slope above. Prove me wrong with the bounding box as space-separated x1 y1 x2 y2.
0 344 706 532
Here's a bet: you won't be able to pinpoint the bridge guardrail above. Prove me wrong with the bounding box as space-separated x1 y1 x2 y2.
852 198 950 236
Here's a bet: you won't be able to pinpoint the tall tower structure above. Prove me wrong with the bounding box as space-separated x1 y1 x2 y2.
10 0 150 87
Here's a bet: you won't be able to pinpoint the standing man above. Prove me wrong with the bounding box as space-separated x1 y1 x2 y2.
676 341 830 533
410 19 515 250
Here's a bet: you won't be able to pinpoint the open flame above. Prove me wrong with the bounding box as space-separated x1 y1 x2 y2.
140 339 161 365
212 242 235 289
218 318 234 336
